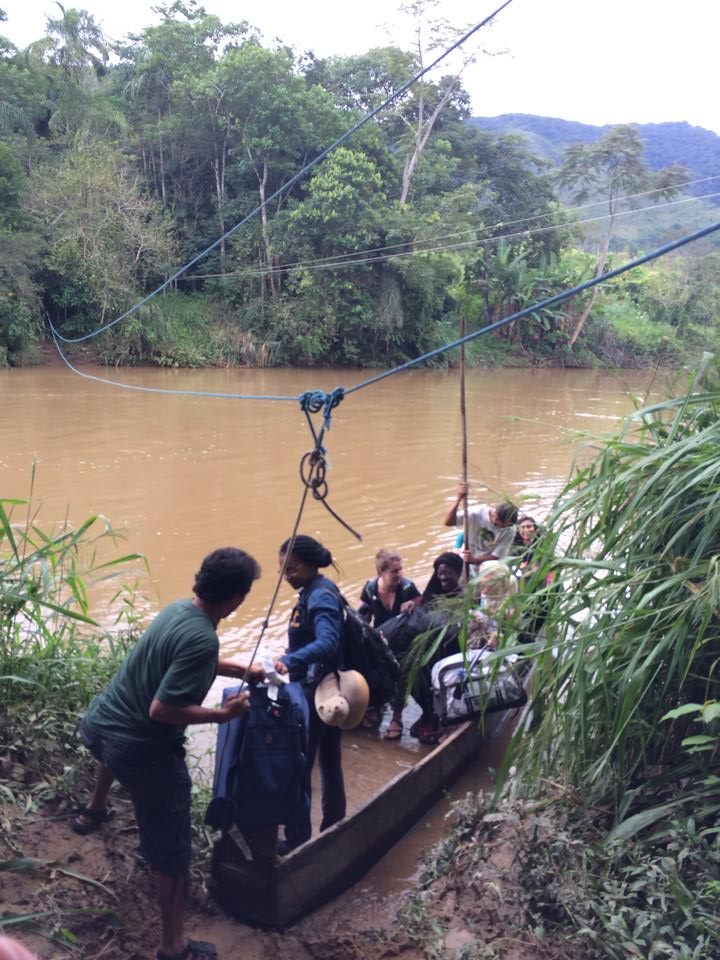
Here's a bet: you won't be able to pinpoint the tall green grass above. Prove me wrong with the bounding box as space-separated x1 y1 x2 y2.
489 362 720 956
94 293 280 367
1 488 142 807
508 375 720 817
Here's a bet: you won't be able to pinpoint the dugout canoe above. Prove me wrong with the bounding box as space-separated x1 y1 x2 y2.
210 702 521 928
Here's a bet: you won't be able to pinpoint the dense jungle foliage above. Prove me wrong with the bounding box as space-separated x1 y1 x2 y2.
1 1 720 370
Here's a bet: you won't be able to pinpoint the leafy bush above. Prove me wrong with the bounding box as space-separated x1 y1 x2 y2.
516 800 720 959
96 295 216 366
599 297 678 357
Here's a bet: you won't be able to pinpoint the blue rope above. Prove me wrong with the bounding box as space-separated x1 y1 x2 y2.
50 0 514 346
344 219 720 396
297 387 346 455
50 219 720 406
49 327 298 401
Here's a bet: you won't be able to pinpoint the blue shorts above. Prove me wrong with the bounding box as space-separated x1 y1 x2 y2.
80 716 192 877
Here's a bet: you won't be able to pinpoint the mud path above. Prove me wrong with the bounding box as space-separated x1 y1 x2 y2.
2 717 523 960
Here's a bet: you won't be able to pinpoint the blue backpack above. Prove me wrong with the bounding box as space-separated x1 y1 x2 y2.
205 681 310 831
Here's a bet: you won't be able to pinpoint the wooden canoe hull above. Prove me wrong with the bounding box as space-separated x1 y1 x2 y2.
211 706 517 928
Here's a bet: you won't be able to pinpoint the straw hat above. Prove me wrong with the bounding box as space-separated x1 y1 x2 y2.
314 670 370 730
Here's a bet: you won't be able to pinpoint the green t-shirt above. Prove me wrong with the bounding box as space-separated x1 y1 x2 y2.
85 599 219 746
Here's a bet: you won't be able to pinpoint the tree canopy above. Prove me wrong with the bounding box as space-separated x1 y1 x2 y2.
0 3 715 369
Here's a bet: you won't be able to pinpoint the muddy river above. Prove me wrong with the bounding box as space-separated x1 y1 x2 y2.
1 365 662 640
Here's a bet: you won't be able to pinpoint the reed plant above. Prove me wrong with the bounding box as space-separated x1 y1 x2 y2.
508 372 720 815
1 489 142 809
490 360 720 956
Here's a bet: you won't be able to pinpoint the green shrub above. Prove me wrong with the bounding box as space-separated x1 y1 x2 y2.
600 297 678 355
489 364 720 955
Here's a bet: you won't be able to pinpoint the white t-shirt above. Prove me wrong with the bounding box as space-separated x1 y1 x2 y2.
456 504 516 574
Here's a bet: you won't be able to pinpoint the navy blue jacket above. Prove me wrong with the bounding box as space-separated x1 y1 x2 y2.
280 574 343 684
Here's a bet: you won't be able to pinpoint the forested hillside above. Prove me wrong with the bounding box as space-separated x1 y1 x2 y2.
471 114 720 193
2 3 720 370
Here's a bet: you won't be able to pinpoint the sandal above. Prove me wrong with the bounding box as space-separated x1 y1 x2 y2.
417 720 440 745
156 939 218 960
409 717 423 738
361 706 382 730
410 712 434 738
383 718 403 741
71 806 114 836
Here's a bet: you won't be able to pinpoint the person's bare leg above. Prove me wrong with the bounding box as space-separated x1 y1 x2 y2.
86 762 114 810
383 709 404 740
74 763 114 830
157 871 188 957
0 934 39 960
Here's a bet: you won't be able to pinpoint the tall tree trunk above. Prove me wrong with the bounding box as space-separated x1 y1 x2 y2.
568 209 616 347
254 154 277 298
213 134 227 262
399 80 457 205
157 108 167 207
400 77 425 205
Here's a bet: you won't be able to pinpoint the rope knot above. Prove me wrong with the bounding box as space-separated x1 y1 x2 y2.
299 391 326 415
325 387 345 412
296 384 360 541
300 450 329 502
300 387 345 425
323 387 344 430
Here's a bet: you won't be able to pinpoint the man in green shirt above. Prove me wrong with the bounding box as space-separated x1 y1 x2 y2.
74 547 263 960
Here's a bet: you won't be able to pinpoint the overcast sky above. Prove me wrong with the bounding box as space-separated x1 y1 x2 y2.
2 0 719 135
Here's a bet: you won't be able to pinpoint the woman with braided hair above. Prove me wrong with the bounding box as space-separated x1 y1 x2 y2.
274 534 345 852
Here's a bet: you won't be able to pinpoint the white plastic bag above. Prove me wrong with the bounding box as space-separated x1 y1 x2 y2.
431 649 526 723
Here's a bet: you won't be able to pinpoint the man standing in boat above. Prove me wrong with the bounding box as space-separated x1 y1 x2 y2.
443 482 518 576
72 547 263 960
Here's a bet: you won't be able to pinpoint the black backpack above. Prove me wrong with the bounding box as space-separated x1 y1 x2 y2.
380 606 461 658
339 596 400 707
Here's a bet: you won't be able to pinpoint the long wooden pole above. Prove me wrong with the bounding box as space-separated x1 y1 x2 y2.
460 314 470 583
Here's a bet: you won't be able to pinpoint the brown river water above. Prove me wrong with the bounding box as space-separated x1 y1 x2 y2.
1 364 664 907
1 364 661 642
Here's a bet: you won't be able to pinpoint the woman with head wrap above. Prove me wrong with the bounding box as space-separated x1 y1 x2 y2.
399 551 466 744
421 551 465 604
274 534 345 852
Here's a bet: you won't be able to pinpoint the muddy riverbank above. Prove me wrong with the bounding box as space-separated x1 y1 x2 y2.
1 742 584 960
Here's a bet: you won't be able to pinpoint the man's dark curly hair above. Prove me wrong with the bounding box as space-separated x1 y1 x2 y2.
496 502 519 525
193 547 261 604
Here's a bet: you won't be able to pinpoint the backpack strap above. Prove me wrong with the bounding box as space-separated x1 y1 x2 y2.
364 578 379 602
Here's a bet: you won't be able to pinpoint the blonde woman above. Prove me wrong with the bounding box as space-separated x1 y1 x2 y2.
358 549 421 628
358 549 421 736
469 561 518 651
